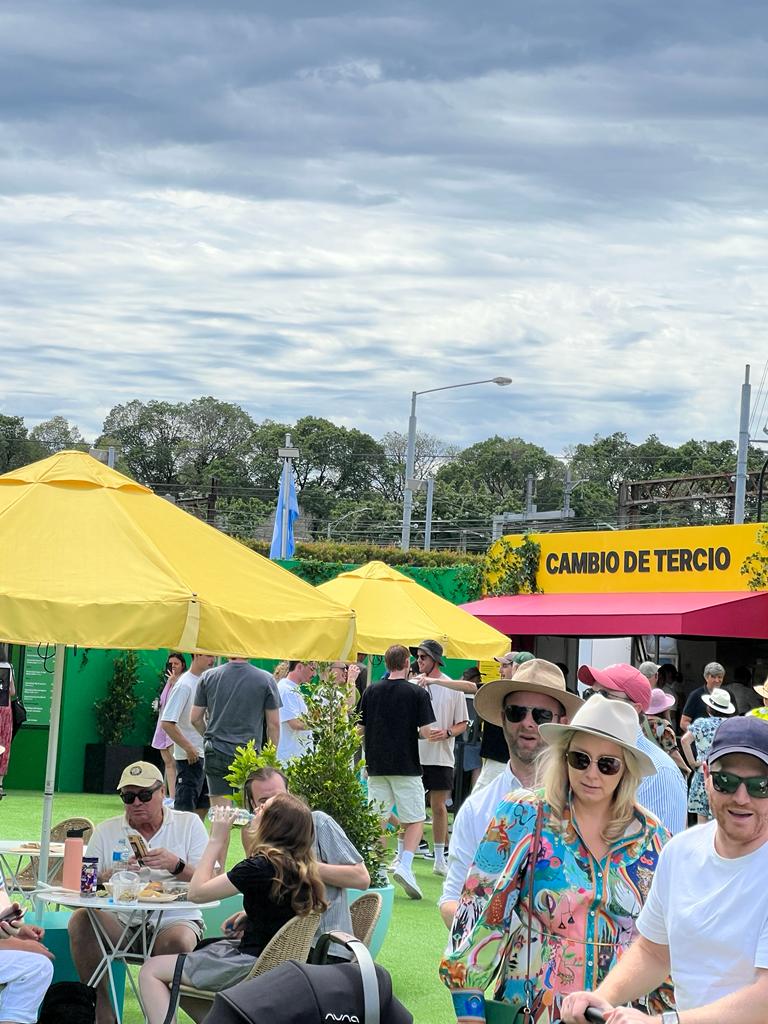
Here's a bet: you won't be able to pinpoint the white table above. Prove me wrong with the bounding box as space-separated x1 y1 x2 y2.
38 890 219 1024
0 840 67 901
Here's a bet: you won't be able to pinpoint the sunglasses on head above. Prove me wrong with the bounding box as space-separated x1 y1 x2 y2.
120 784 162 804
503 705 555 726
710 770 768 799
566 750 624 776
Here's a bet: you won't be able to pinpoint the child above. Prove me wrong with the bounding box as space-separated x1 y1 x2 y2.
139 793 327 1024
681 687 736 824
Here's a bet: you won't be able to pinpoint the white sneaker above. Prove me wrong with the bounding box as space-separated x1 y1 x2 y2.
388 853 401 872
433 861 448 877
392 864 423 900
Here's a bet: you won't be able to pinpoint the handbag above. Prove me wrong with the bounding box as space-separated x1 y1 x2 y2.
486 801 546 1024
11 697 27 737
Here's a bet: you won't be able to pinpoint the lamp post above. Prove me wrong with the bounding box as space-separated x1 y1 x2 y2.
400 376 512 551
326 507 372 540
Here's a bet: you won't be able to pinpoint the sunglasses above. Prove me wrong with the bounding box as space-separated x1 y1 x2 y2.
503 705 555 726
583 687 631 704
120 784 162 804
710 770 768 799
566 750 624 776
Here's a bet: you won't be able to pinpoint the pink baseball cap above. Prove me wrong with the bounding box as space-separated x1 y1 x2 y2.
577 663 652 712
647 688 676 716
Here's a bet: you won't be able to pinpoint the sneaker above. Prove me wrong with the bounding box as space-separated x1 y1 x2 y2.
417 840 434 859
433 861 448 877
392 865 423 900
388 853 401 872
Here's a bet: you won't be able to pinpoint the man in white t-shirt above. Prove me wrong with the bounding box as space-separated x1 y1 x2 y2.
439 659 581 926
411 639 469 877
563 715 768 1024
161 653 214 816
277 660 315 763
68 761 209 1024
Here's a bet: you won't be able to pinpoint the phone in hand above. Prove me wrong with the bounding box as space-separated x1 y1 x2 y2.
0 902 25 925
127 833 150 864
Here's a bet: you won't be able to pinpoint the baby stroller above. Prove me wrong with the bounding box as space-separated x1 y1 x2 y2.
205 932 412 1024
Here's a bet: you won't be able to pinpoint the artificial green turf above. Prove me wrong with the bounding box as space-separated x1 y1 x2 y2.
0 790 455 1022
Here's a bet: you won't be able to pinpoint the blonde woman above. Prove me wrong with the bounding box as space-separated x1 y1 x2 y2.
440 695 670 1024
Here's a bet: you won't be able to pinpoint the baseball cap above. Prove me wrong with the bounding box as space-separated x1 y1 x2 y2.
577 663 652 712
707 716 768 768
414 639 444 666
494 652 516 665
116 761 164 791
512 651 534 665
638 661 661 679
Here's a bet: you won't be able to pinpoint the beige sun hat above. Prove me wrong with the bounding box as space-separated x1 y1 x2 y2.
701 687 736 716
474 658 583 727
538 692 657 777
754 683 768 701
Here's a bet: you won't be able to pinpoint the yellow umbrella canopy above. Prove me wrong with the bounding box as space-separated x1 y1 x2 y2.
0 450 355 659
317 560 510 660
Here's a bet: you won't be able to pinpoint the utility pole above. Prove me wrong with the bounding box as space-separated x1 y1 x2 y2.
524 474 536 520
423 477 435 551
400 391 418 550
734 364 751 524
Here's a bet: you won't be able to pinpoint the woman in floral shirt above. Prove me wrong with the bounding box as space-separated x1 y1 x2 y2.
440 695 670 1024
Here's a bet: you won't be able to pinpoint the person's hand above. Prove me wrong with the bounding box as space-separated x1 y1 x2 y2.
17 923 44 941
140 847 179 873
606 1011 660 1024
347 664 361 682
414 674 430 688
428 727 447 742
221 911 247 938
561 991 614 1024
184 744 200 765
0 913 23 939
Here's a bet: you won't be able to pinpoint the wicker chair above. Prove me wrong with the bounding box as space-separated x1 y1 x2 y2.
17 817 95 890
349 892 382 948
178 911 321 1004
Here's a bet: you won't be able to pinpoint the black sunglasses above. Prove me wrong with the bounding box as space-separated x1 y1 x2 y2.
120 784 162 805
583 687 631 704
503 705 555 726
711 770 768 799
566 750 624 776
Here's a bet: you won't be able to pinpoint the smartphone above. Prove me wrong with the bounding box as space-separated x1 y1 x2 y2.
127 833 150 863
0 902 25 925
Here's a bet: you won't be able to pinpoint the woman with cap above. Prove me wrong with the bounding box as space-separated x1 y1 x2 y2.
643 689 690 778
681 686 736 823
440 695 670 1024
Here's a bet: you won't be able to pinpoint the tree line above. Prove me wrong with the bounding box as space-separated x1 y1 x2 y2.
1 401 763 548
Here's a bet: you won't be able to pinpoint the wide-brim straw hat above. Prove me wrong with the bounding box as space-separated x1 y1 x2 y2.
474 658 583 727
702 687 736 715
539 692 657 777
754 684 768 701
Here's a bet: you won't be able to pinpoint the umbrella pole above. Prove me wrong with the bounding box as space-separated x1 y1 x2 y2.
36 644 65 917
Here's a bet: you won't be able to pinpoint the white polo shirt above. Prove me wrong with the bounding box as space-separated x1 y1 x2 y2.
87 807 209 925
277 678 313 763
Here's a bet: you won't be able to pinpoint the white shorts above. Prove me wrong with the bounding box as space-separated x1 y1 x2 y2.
0 948 54 1024
368 775 426 825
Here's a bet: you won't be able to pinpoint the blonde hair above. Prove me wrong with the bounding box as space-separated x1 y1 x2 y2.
273 661 290 682
537 730 645 843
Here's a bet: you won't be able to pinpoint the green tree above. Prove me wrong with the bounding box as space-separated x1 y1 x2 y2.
437 436 564 508
29 416 86 457
377 430 460 502
0 415 33 473
99 400 188 485
177 397 256 488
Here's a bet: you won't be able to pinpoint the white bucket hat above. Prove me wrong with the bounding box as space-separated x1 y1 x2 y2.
539 692 657 777
701 687 736 716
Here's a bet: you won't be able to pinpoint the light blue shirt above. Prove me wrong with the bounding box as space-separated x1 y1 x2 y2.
636 727 688 834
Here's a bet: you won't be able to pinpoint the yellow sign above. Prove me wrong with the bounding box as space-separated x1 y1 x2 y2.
493 523 763 594
478 658 502 682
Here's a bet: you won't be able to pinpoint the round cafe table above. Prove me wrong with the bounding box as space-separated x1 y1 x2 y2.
0 840 68 901
35 889 219 1024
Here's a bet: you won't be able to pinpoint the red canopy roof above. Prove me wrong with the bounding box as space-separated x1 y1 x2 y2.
461 591 768 639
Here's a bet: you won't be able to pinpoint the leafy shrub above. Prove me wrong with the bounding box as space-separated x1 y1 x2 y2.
93 650 141 745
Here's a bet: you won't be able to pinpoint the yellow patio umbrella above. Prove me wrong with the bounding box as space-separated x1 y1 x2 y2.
317 560 510 659
0 450 356 886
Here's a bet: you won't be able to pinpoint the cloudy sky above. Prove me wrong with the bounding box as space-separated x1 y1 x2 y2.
1 0 766 455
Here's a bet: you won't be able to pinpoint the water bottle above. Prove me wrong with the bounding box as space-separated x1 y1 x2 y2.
111 835 131 871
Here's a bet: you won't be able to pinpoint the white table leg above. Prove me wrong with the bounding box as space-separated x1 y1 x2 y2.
86 907 143 1024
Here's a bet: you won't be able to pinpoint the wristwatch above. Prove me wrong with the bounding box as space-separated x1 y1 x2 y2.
661 1012 679 1024
170 858 186 876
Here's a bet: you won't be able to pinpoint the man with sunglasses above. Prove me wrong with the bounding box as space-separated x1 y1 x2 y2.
439 659 582 926
563 716 768 1024
577 663 687 835
69 761 208 1024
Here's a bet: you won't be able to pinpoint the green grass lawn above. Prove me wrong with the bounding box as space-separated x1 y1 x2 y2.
1 790 455 1022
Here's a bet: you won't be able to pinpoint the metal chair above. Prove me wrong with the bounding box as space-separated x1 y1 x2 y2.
349 892 382 948
179 912 322 1005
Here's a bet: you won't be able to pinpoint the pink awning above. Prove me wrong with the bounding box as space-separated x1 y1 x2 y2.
461 591 768 639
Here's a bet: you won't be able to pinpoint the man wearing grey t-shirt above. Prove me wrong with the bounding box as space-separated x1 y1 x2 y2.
191 658 280 805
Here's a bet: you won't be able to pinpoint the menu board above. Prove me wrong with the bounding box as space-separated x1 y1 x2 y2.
21 646 56 727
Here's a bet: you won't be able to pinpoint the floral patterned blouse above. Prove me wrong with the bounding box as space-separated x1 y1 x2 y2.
440 790 670 1023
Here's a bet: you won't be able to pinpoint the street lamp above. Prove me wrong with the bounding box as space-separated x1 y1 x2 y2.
400 376 513 550
327 507 372 539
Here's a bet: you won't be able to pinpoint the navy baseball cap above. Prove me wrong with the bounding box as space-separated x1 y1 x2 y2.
707 716 768 768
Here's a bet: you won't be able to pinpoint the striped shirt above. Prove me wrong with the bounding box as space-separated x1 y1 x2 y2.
312 810 363 939
636 727 688 835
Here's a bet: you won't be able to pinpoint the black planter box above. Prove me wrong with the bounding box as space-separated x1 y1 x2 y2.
83 743 146 793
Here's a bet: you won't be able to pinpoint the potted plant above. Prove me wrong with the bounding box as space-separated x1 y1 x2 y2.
84 650 145 793
226 666 394 954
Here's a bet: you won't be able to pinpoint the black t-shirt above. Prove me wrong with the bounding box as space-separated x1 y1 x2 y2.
682 685 708 722
227 854 296 956
480 721 509 763
360 677 435 776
